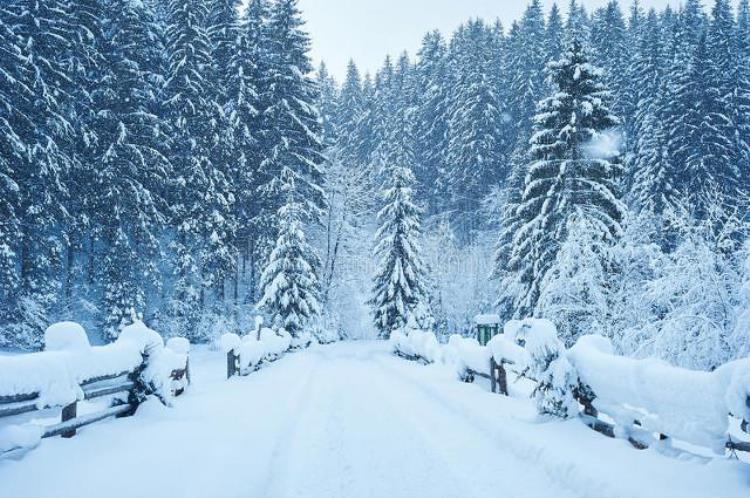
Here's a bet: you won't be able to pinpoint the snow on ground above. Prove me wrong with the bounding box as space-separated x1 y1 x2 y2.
1 342 748 498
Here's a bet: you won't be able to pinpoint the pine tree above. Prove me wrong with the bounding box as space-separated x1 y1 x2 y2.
0 9 26 343
370 165 427 339
414 32 450 212
737 0 750 188
256 0 325 252
234 0 271 303
316 62 339 147
445 20 508 237
335 60 368 168
96 0 172 338
164 0 232 339
7 0 77 347
510 40 625 315
258 172 321 336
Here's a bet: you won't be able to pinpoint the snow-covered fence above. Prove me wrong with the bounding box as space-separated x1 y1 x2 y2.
0 322 190 455
391 320 750 455
221 328 292 379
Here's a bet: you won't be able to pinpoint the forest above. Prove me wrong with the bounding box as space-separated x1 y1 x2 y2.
1 0 749 372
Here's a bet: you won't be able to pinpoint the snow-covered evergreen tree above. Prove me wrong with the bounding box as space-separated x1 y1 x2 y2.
510 39 624 315
256 0 325 254
95 0 171 339
258 172 321 337
370 165 427 339
445 20 508 236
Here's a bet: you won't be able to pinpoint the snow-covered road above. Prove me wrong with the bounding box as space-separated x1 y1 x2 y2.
1 342 748 498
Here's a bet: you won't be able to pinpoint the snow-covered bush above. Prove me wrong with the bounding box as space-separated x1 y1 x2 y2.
524 320 579 418
536 216 610 346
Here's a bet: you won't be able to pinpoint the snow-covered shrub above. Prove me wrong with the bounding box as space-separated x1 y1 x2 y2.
536 216 610 346
524 320 579 418
290 331 314 350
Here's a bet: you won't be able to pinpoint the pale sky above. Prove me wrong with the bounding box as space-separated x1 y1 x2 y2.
298 0 684 79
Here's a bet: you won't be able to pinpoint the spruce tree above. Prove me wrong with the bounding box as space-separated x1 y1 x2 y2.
258 172 321 337
96 0 172 338
370 165 427 339
257 0 325 251
446 20 508 237
510 40 624 315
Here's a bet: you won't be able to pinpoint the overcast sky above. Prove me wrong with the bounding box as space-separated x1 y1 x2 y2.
297 0 685 79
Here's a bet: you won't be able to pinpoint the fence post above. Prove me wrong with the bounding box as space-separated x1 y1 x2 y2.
490 358 497 393
61 401 77 438
227 349 237 379
497 362 509 396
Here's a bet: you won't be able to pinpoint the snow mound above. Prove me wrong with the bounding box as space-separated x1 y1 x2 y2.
44 322 90 352
220 333 241 353
0 425 43 454
488 334 529 370
568 335 732 452
166 337 191 355
236 328 292 372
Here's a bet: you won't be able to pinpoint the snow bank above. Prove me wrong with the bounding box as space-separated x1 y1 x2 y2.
448 335 491 374
0 424 42 454
236 328 292 372
568 335 735 452
391 329 442 364
0 321 189 408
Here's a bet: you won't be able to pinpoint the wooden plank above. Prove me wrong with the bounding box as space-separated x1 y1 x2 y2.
0 399 39 418
0 392 39 405
727 440 750 453
42 404 134 439
61 402 78 438
83 381 135 401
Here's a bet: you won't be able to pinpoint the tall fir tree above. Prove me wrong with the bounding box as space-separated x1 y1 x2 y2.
258 171 321 336
370 165 427 339
96 0 172 338
509 40 625 315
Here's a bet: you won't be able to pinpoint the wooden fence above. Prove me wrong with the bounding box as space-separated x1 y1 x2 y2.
0 355 189 447
463 359 750 454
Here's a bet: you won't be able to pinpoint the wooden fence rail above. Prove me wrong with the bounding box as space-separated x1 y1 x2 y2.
0 357 190 449
463 358 750 454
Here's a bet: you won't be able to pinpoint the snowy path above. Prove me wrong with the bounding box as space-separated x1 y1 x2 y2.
1 342 748 498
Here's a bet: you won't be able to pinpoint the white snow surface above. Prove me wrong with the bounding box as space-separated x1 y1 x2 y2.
567 335 746 452
0 342 746 498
